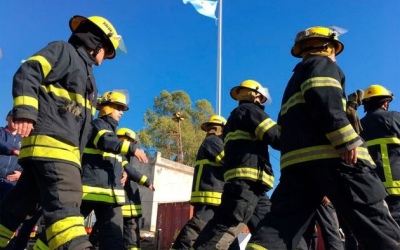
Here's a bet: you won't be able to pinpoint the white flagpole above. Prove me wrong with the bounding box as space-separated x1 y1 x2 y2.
216 0 223 115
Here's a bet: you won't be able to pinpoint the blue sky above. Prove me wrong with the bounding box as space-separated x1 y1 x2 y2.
0 0 399 192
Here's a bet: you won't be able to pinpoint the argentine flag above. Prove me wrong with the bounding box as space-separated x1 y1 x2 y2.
183 0 218 19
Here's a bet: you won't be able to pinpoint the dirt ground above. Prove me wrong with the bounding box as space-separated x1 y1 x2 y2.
140 230 156 249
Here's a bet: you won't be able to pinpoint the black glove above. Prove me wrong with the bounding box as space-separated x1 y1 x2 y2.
346 90 364 134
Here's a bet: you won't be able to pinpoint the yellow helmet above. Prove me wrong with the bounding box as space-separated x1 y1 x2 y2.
97 90 129 110
117 128 138 144
230 79 270 104
201 115 227 131
362 84 393 104
291 26 344 58
69 15 127 59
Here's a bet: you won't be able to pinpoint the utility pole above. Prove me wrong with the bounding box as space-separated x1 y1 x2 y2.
171 112 184 163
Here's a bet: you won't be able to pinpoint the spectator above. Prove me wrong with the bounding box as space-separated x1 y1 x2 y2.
0 110 22 202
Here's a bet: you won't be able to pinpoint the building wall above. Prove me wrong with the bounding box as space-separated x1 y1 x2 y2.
137 152 194 231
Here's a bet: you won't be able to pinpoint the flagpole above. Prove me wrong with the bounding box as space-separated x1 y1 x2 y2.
216 0 222 115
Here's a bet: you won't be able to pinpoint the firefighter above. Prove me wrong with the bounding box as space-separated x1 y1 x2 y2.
118 128 154 250
171 115 239 250
360 84 400 225
193 80 280 250
0 15 126 250
89 128 154 250
79 91 148 250
249 26 400 250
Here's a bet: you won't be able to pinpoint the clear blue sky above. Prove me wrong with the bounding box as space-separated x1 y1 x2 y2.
0 0 399 192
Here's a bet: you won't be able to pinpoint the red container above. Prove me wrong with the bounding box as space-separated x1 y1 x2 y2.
155 201 193 249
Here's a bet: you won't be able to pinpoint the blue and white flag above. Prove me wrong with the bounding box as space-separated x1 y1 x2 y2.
183 0 218 19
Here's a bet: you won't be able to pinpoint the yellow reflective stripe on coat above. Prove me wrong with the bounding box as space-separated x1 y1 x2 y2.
367 137 400 194
121 204 142 217
46 216 87 250
27 55 52 77
193 159 222 193
224 167 274 188
0 224 14 248
120 140 131 155
280 145 374 169
41 84 93 111
19 135 81 166
246 242 267 250
254 118 276 141
83 148 123 162
366 137 400 147
300 77 342 93
195 159 222 167
280 92 305 116
33 237 49 250
326 124 359 147
13 96 39 110
356 146 376 166
139 175 148 185
93 129 110 147
281 145 339 169
82 185 125 203
224 130 257 144
190 191 222 205
215 150 224 164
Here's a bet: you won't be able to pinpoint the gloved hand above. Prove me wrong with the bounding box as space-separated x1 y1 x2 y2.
346 89 364 134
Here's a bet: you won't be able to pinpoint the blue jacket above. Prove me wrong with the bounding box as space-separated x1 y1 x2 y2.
0 126 22 179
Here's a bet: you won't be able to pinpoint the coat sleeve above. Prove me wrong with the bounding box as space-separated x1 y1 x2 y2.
12 42 69 122
123 157 151 187
205 136 225 166
91 120 138 157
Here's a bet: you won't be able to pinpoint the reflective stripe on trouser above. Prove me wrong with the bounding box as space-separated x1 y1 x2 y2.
81 202 124 250
33 238 49 250
193 180 267 250
0 224 15 248
0 161 90 250
250 163 400 250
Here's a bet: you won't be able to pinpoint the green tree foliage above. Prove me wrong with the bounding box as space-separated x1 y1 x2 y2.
138 90 214 166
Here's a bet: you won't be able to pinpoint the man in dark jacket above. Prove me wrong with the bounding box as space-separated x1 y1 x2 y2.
360 84 400 225
194 80 280 249
0 15 127 250
0 110 22 202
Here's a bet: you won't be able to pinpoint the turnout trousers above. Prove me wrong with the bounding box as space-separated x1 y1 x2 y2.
250 163 400 250
89 213 139 250
81 202 123 250
386 195 400 227
0 161 91 250
123 217 141 250
193 180 271 250
172 204 240 250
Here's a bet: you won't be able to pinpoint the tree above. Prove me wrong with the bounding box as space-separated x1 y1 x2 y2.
138 90 214 166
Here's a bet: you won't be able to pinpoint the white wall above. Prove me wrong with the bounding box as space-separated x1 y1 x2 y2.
137 152 194 231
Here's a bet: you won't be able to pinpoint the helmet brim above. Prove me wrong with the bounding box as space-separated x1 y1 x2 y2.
291 38 344 58
201 122 222 132
230 86 267 104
